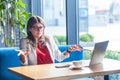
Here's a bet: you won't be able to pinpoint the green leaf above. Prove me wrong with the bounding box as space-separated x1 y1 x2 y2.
18 0 26 8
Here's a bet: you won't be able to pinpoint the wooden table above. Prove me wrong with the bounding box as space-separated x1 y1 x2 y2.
8 59 120 80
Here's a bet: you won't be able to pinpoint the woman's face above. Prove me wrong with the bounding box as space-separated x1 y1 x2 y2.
30 23 44 39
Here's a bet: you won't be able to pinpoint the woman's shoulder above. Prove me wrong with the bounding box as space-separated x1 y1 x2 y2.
21 37 28 40
45 34 54 41
20 38 30 42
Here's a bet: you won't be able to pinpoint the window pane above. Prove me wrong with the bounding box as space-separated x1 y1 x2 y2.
79 0 120 52
42 0 66 45
79 1 120 79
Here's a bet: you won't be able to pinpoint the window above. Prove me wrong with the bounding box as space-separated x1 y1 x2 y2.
79 0 120 51
42 0 66 45
79 0 120 79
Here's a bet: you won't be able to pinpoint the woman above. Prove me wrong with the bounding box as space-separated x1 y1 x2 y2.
17 16 82 66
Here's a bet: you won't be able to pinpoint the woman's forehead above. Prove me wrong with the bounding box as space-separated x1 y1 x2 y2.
33 23 43 27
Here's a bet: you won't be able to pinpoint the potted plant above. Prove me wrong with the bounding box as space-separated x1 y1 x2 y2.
0 0 32 47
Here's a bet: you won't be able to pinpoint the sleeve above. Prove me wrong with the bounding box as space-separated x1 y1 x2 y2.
48 36 70 62
19 38 29 66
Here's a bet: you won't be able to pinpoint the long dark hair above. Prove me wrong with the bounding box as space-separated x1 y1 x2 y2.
27 16 46 48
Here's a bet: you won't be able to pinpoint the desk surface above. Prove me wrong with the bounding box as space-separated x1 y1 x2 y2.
8 59 120 80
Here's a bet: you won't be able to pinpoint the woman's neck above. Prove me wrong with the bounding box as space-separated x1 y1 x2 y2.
35 38 39 43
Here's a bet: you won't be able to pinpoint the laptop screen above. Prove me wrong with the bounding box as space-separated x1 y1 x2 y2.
89 40 109 66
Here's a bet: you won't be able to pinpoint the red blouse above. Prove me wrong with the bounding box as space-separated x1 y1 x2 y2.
36 42 53 64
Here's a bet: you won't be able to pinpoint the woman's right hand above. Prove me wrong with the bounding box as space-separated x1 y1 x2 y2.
16 50 30 63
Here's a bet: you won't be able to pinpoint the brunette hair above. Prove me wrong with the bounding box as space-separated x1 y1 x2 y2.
27 16 46 48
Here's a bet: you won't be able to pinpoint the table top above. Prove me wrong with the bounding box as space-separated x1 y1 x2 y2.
8 59 120 80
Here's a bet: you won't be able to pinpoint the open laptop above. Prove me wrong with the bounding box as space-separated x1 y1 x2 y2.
85 40 109 67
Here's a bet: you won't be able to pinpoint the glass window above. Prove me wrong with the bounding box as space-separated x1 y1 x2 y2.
79 1 120 79
79 0 120 51
42 0 66 45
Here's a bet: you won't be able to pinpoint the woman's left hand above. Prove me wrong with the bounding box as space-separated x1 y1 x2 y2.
68 44 82 52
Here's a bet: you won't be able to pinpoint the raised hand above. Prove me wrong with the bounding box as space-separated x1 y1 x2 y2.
68 44 83 52
16 50 30 63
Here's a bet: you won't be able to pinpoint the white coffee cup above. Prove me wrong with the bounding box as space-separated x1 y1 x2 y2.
72 60 83 67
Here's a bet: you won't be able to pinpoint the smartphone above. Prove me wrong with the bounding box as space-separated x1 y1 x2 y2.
55 64 71 68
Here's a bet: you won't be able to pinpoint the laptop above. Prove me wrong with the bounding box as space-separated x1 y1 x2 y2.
85 40 109 67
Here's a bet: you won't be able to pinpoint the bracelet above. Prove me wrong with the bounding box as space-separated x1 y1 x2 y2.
66 49 71 53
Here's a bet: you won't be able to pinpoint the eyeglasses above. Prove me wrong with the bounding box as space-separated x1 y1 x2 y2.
32 26 44 31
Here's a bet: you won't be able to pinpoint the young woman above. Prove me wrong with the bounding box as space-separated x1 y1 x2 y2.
17 16 82 66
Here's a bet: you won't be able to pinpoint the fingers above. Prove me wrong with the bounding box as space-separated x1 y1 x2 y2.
17 51 24 56
15 49 29 63
69 44 82 51
15 50 21 52
15 50 30 56
24 50 30 56
15 50 24 56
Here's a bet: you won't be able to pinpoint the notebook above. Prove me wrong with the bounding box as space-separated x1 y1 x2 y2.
84 40 109 67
